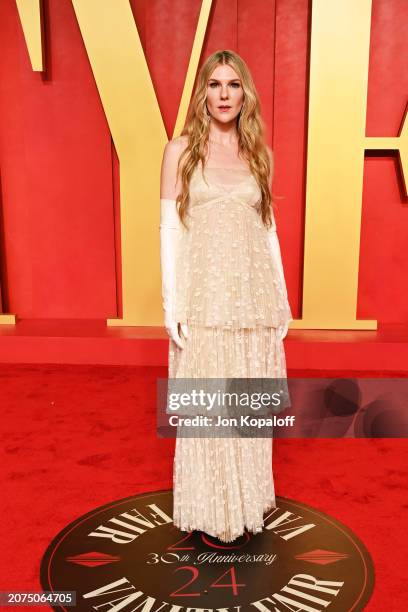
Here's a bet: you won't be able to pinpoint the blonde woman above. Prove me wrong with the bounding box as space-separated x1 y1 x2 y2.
160 50 292 542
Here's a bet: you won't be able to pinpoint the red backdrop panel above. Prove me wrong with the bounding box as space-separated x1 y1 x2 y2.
0 0 406 323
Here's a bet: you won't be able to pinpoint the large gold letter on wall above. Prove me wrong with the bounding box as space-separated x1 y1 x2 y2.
15 0 212 327
72 0 212 327
296 0 406 330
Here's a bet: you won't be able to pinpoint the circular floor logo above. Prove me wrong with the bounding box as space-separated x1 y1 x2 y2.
41 490 374 611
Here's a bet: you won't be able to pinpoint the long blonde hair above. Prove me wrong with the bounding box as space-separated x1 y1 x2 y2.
176 49 275 230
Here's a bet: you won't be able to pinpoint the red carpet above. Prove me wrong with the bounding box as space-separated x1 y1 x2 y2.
1 363 406 611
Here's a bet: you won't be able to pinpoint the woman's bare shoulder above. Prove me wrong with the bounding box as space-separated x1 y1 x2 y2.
164 135 188 155
162 136 189 176
160 136 189 197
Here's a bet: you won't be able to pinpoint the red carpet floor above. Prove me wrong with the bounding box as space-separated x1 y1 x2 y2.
1 363 407 610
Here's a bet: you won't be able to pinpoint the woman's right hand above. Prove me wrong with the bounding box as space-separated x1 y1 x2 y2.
164 312 189 349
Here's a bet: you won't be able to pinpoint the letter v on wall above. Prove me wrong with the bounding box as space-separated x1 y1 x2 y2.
16 0 213 326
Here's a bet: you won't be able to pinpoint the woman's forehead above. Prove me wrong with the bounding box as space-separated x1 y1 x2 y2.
209 64 240 81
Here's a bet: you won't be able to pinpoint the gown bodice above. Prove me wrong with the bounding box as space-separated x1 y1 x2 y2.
188 165 265 212
174 164 290 329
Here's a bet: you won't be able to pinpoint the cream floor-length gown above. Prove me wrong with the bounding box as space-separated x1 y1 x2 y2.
168 162 291 543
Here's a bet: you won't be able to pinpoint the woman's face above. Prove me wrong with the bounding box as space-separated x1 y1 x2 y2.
206 64 244 124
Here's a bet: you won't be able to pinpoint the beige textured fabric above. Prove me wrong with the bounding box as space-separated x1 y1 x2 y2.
174 165 292 328
170 161 290 542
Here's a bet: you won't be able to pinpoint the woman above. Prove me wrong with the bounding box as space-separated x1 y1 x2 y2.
160 50 292 542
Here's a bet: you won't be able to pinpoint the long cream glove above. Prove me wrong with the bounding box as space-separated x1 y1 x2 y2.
159 198 188 349
266 217 293 340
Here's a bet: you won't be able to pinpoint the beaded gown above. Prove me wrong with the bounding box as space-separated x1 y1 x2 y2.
169 155 292 543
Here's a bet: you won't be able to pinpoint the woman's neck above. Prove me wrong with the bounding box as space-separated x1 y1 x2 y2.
208 125 239 147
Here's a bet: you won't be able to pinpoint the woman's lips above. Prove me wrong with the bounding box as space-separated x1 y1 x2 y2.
218 106 231 112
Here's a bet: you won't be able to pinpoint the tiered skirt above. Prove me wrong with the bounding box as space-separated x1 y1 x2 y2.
169 323 288 542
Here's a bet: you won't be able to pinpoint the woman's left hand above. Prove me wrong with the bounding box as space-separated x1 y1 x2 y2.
277 322 290 341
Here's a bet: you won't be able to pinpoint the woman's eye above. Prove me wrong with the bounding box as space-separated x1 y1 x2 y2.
208 82 241 88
